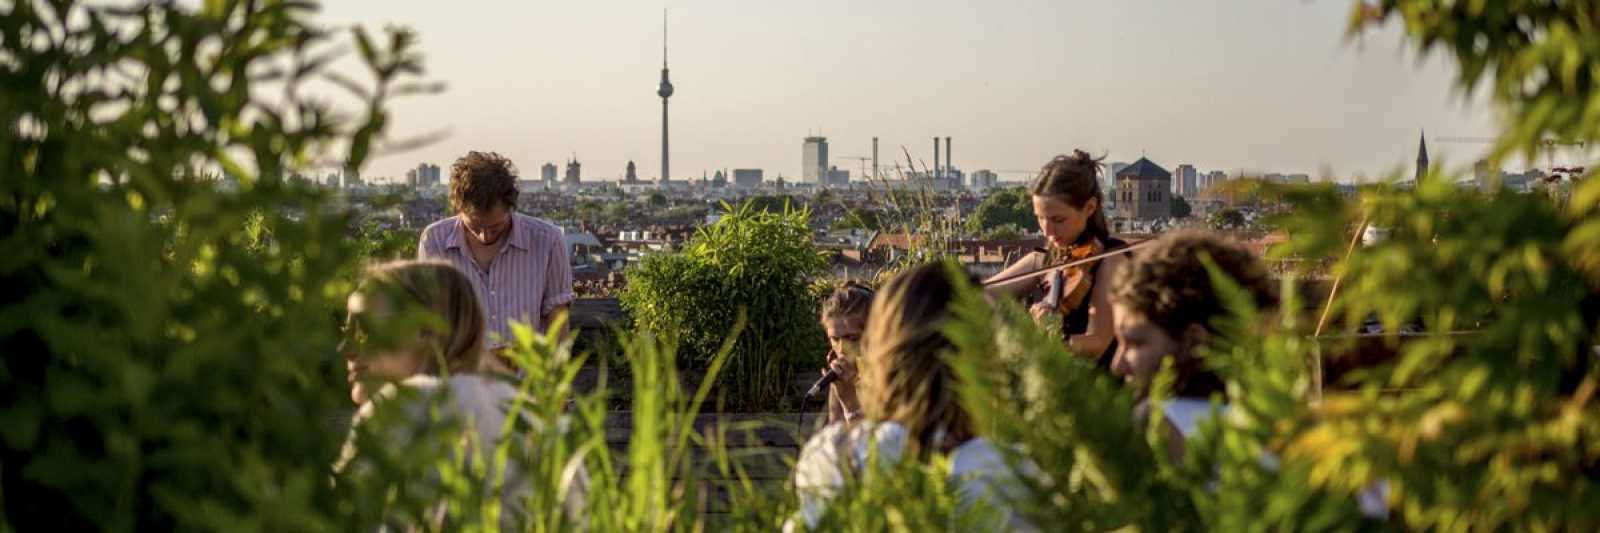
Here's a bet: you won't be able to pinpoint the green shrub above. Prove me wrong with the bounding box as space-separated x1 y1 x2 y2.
0 0 431 529
620 201 829 411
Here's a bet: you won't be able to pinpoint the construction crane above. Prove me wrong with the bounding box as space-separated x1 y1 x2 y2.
1434 136 1588 174
834 156 873 181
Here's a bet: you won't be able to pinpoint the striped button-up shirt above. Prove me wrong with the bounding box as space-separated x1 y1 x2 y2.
418 212 573 348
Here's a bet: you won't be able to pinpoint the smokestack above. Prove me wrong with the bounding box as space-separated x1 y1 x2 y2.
933 137 940 178
871 137 879 181
944 137 952 181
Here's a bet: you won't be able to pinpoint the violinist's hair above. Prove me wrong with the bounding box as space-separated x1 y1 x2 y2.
820 280 874 323
1111 231 1276 397
1031 150 1110 243
860 262 978 458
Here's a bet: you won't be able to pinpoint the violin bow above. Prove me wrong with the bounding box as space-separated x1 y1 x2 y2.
982 238 1159 288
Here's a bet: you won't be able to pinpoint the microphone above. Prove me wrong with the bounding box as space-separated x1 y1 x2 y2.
805 351 841 398
805 369 839 399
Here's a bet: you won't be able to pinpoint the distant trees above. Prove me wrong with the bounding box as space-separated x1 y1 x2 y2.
830 208 884 231
966 188 1038 235
1171 195 1193 218
1207 208 1246 230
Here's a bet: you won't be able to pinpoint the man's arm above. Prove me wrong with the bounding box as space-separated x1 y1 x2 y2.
540 226 575 339
417 224 438 260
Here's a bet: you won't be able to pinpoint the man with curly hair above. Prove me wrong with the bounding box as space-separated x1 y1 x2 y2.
418 151 572 353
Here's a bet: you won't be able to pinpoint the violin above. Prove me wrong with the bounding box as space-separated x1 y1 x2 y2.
983 238 1158 309
1039 239 1103 314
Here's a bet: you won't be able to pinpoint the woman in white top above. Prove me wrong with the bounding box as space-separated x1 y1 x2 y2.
334 260 584 530
791 262 1035 531
1107 231 1388 519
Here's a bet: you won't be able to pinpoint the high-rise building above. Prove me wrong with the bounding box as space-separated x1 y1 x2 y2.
802 136 829 184
410 162 441 187
1174 164 1198 197
342 166 362 188
565 157 582 185
970 169 998 189
541 163 558 185
624 161 639 183
732 168 763 189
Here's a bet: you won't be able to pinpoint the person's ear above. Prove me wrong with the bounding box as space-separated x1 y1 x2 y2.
1084 197 1098 218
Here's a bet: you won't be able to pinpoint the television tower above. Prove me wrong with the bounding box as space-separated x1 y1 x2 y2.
657 10 674 184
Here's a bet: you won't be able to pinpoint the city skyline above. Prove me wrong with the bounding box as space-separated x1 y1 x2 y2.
314 0 1525 184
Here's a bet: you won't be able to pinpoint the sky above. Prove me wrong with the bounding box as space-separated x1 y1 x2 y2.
312 0 1512 184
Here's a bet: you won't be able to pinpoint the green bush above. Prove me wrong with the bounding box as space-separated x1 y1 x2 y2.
620 201 828 411
0 0 431 529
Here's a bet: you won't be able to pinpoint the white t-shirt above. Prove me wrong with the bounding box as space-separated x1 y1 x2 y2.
788 421 1037 531
338 373 586 529
1161 398 1389 520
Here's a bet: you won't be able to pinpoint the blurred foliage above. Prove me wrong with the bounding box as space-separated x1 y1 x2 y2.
620 200 829 411
0 0 436 530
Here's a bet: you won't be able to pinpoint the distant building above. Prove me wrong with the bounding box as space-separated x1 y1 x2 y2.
712 170 727 188
406 162 441 188
1174 164 1197 197
1114 157 1172 221
565 157 582 185
970 169 999 189
826 166 850 187
1108 161 1128 196
343 166 362 188
541 162 559 185
732 168 763 189
1203 170 1227 191
1416 130 1430 182
624 160 639 183
802 136 829 184
1473 159 1497 190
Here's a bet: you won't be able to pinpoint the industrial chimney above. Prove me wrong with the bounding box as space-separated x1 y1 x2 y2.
871 137 879 181
933 137 940 178
944 137 952 180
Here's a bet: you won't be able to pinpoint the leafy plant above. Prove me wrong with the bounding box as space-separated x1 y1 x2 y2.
0 0 434 529
620 200 829 411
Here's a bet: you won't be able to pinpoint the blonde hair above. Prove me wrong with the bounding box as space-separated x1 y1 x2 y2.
860 262 977 458
353 260 487 375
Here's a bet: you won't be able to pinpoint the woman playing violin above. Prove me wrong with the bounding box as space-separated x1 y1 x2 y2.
985 151 1127 366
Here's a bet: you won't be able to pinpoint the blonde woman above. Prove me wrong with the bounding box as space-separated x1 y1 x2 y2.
335 260 583 528
790 263 1033 531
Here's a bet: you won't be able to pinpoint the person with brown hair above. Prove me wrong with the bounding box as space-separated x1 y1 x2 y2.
1108 230 1276 408
790 262 1033 531
419 151 572 356
336 260 585 528
817 280 874 426
986 150 1127 366
1108 231 1389 518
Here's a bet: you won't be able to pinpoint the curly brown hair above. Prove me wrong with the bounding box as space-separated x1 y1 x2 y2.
820 280 874 323
1031 150 1110 243
449 151 519 214
1111 230 1277 338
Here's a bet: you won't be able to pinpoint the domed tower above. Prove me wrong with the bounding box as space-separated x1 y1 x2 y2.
657 10 674 184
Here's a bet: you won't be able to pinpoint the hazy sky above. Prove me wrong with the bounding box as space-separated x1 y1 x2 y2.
314 0 1510 184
